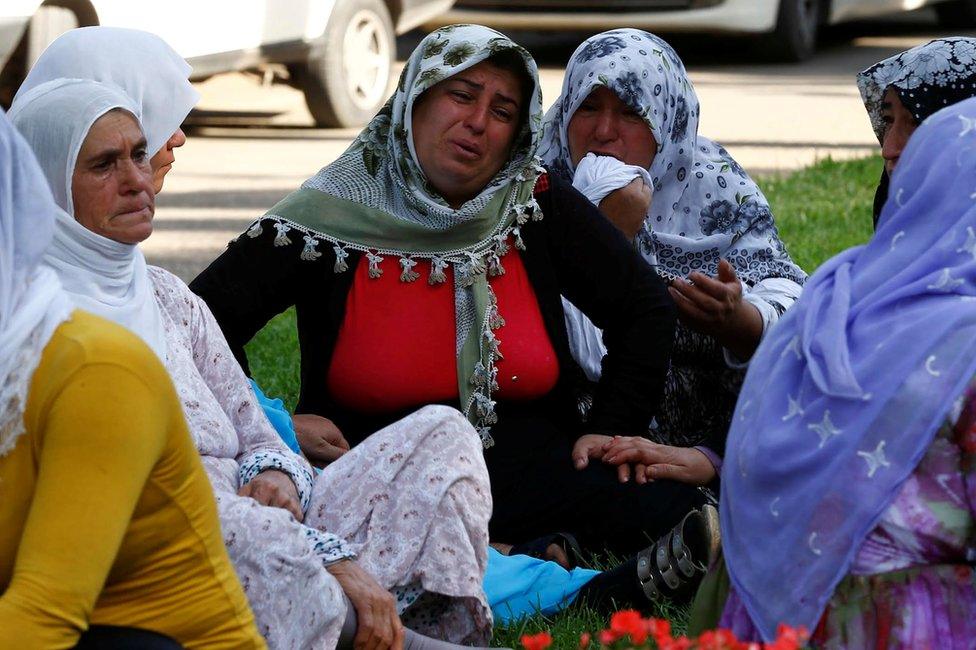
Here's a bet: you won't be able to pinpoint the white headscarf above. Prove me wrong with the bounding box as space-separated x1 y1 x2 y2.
9 79 167 361
0 109 73 458
14 26 199 157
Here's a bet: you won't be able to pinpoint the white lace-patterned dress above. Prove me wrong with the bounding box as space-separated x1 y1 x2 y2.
148 266 493 648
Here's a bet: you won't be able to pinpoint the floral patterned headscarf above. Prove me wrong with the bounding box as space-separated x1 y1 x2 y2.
857 37 976 226
857 37 976 144
539 29 804 287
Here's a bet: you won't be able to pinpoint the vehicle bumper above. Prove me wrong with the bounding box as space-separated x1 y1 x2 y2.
398 0 457 33
424 0 779 34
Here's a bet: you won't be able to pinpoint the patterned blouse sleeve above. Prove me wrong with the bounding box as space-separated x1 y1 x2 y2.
303 526 357 566
173 270 315 513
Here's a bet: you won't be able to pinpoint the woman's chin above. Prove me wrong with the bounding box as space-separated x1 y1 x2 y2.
108 217 154 245
153 165 172 193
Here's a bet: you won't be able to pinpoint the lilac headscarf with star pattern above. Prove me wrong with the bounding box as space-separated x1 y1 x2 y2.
721 97 976 640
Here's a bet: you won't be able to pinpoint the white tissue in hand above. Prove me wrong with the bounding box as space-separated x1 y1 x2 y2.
571 153 653 205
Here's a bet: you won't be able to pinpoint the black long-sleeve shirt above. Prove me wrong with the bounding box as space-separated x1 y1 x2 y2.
190 173 677 444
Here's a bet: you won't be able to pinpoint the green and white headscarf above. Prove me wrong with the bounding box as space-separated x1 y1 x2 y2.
245 24 545 447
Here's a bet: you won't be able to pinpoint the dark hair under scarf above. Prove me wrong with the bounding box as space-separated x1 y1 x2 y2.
857 37 976 227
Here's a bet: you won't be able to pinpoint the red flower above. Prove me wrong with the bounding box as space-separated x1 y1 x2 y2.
659 635 693 650
765 624 808 650
520 631 553 650
549 609 810 650
647 618 673 645
609 609 649 645
598 629 620 645
696 628 747 650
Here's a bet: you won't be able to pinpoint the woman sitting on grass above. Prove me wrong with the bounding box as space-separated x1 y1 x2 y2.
689 97 976 648
0 109 263 649
191 24 716 597
539 29 806 488
857 36 976 228
10 76 495 650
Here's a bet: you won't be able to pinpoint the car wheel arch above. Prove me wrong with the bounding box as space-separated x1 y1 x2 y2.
37 0 99 28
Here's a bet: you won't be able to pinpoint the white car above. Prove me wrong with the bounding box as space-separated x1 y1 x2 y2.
425 0 972 61
0 0 454 126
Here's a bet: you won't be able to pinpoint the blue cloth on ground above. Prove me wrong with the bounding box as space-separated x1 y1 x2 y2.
486 547 599 624
249 379 302 454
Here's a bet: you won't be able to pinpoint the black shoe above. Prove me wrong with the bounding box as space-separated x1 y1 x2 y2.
635 504 720 603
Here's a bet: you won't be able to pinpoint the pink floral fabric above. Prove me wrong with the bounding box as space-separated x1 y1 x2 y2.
719 376 976 649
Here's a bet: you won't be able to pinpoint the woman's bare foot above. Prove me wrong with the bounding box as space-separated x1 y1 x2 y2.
491 541 571 569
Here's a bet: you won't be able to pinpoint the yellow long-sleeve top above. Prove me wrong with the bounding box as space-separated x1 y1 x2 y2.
0 311 265 649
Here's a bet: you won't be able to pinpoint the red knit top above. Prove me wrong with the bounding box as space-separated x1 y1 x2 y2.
326 242 559 414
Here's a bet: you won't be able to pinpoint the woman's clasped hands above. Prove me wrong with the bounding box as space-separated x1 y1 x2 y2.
572 433 715 486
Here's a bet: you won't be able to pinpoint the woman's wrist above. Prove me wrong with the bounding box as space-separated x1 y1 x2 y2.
718 299 763 361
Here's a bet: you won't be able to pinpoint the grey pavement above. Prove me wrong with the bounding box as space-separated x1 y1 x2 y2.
147 12 974 281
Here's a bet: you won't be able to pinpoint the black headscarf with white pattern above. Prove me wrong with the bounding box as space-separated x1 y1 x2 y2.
857 37 976 227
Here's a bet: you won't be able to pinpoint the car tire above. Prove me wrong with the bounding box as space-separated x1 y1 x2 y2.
935 0 976 27
760 0 821 62
294 0 394 127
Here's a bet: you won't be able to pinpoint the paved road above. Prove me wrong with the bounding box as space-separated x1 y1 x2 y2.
147 11 974 280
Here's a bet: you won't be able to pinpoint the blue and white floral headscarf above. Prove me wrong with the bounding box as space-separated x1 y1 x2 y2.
539 29 804 287
721 97 976 640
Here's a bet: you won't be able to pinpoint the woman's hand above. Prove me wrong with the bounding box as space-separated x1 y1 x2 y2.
598 177 652 242
328 560 404 650
668 259 763 360
572 433 614 470
293 414 350 467
602 436 716 486
238 469 304 521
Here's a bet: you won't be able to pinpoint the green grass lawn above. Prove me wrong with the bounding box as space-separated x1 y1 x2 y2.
243 155 881 646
